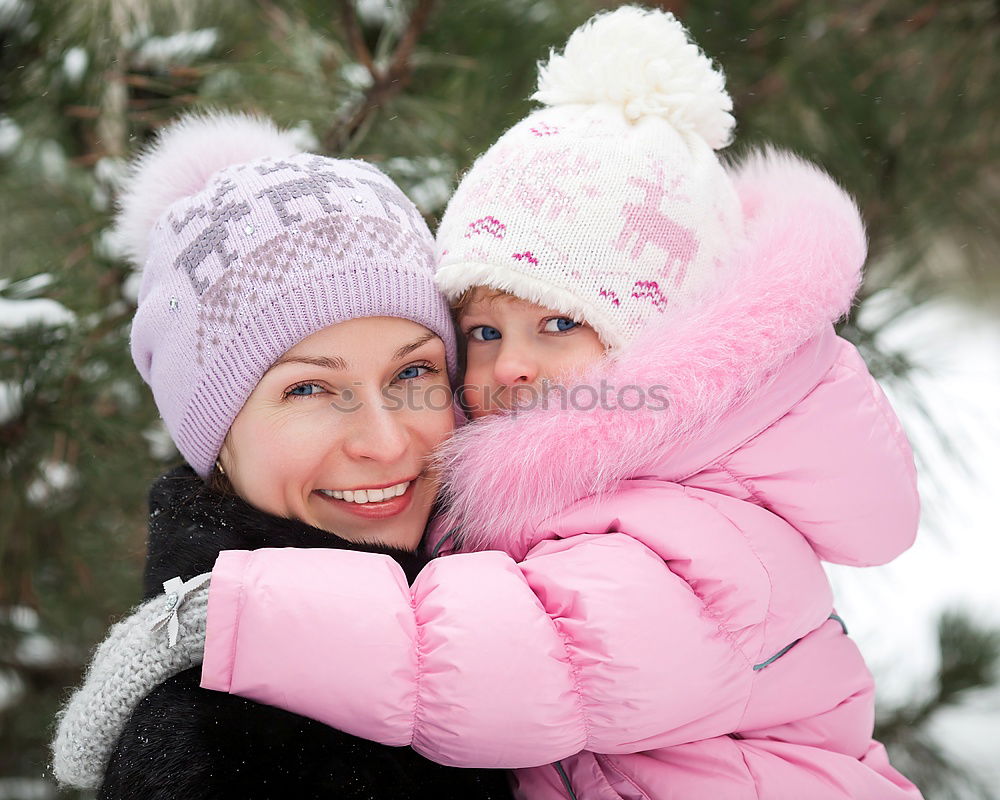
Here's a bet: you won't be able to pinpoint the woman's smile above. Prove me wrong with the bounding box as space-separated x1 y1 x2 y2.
312 475 418 520
315 475 416 503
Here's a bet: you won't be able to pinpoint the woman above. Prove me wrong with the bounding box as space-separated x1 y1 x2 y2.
52 111 511 800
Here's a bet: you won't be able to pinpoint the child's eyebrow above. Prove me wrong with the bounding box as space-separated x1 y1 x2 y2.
459 297 505 313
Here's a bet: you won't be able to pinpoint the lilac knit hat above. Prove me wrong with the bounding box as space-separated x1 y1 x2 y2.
436 6 744 350
118 112 457 478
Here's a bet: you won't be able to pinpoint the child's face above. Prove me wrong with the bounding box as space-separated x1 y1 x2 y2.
457 288 606 419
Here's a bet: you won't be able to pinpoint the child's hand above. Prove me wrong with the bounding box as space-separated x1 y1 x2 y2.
50 575 210 788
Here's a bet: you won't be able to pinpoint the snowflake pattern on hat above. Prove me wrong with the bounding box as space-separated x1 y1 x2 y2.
129 144 454 477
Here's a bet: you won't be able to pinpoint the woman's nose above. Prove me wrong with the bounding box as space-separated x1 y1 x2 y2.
493 343 539 387
341 402 409 462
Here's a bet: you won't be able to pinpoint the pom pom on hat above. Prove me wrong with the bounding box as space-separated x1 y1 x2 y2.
115 111 304 267
437 5 745 349
533 5 734 149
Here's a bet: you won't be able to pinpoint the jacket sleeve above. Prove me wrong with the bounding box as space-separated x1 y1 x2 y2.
200 526 757 769
100 666 514 800
722 338 920 567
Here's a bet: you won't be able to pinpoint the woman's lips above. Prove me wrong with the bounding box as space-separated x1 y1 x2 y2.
313 479 415 520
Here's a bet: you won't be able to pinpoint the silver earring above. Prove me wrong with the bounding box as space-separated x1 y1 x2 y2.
215 459 226 476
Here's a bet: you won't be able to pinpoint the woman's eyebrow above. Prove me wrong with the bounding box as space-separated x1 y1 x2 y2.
268 333 435 373
392 332 436 361
269 354 348 372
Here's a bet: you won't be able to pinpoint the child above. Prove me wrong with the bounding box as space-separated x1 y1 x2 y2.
59 8 925 798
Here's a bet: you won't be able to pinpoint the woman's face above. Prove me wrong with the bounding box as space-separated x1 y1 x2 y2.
219 317 454 551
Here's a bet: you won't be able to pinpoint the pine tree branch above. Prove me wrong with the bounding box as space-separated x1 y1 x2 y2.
904 2 942 31
337 0 377 76
0 656 83 693
323 0 437 154
877 610 1000 739
648 0 690 17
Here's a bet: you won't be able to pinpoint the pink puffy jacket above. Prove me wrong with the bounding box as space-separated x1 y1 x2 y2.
200 152 923 799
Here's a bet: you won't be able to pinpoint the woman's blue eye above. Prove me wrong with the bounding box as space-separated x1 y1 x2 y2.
543 317 579 332
469 325 502 341
396 365 427 380
287 383 324 397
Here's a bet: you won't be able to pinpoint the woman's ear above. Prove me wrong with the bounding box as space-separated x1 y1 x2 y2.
211 434 237 495
218 433 233 473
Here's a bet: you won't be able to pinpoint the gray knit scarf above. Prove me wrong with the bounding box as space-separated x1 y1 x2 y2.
51 574 210 789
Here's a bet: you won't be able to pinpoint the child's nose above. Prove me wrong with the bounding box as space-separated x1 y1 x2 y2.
493 344 539 387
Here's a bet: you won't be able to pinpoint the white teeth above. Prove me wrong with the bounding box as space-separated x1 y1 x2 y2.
319 481 411 503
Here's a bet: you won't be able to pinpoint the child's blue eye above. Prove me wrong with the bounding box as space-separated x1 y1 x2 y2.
543 317 579 332
469 325 502 341
287 383 325 397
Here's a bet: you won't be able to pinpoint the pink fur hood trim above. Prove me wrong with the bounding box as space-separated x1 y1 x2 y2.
434 149 867 550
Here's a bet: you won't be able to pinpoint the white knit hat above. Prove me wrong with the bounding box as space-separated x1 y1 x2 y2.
435 6 744 349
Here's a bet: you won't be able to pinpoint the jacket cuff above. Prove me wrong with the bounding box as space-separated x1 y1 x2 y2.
200 549 251 692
